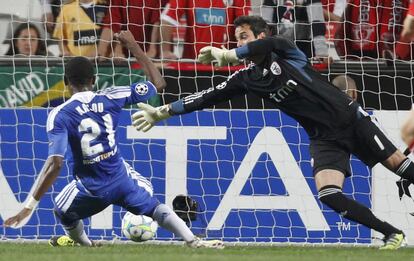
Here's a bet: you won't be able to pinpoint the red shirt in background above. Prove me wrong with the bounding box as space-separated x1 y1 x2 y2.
102 0 168 52
321 0 336 13
161 0 251 59
336 0 409 59
321 0 342 41
379 0 408 52
409 0 414 16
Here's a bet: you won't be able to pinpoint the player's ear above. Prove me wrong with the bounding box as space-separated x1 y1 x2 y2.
350 89 358 101
257 32 266 40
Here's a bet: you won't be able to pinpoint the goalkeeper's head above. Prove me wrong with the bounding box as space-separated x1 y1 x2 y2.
64 56 95 94
234 16 270 48
234 16 270 64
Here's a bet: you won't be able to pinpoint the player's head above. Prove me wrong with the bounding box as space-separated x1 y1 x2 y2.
332 75 358 101
234 16 270 48
64 56 95 94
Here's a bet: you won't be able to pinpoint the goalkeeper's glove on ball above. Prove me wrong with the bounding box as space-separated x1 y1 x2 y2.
198 46 240 66
132 103 171 132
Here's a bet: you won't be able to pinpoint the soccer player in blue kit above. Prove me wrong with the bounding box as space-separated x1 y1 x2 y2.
4 31 223 249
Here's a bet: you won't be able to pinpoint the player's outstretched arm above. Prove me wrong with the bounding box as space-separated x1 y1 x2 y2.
115 30 166 92
133 60 246 132
3 156 63 228
198 36 307 67
133 77 245 132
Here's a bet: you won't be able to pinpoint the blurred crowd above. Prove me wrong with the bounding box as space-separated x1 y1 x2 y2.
1 0 414 62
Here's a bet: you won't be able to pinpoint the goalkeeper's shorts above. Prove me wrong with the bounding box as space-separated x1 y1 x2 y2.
310 114 397 177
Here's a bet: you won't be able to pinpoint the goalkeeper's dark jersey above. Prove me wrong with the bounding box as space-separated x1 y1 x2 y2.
177 36 360 140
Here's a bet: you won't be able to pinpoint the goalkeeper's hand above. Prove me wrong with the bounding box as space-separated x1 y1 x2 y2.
197 46 240 66
132 103 171 132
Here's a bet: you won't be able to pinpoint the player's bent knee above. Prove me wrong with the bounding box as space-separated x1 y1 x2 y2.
143 198 161 217
53 207 79 229
125 195 160 218
314 169 345 191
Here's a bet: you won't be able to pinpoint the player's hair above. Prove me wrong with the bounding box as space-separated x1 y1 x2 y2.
332 75 357 92
64 57 95 89
234 16 271 37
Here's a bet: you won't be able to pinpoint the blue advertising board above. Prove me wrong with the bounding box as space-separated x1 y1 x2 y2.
0 109 372 243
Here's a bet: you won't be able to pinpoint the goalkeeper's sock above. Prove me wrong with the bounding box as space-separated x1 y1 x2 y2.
319 185 402 237
64 220 92 246
396 158 414 184
152 203 195 242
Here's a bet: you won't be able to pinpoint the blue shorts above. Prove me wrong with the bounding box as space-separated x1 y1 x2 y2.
54 162 159 226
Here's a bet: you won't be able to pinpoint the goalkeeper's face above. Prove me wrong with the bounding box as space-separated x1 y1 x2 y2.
235 24 258 48
235 24 266 63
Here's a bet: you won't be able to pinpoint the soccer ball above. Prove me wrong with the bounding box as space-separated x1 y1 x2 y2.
121 212 158 242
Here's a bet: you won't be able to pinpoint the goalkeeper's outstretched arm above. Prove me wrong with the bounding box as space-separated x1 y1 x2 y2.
198 35 308 67
132 68 247 132
184 40 308 111
235 36 308 65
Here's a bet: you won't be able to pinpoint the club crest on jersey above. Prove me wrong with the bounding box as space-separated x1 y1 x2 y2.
135 83 149 95
270 62 282 75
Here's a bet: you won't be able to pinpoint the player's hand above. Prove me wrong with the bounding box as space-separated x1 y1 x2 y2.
197 47 215 64
132 103 171 132
198 46 240 66
114 30 136 48
3 208 33 228
401 14 414 40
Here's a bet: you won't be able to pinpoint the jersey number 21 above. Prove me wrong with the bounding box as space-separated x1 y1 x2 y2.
78 114 115 157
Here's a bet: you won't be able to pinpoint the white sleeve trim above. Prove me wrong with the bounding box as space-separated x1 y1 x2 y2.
46 98 73 132
103 86 132 100
46 106 63 132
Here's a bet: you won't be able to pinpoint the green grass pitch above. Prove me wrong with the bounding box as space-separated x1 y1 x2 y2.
1 243 414 261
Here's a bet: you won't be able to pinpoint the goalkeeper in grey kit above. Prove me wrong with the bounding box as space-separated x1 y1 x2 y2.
133 16 412 249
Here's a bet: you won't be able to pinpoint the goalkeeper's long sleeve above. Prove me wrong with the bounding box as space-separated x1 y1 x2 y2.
236 36 309 66
169 75 248 115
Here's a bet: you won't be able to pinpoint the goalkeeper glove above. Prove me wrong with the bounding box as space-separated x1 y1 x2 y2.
132 103 171 132
198 46 240 66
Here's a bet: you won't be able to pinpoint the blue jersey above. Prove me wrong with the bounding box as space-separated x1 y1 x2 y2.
46 81 157 195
